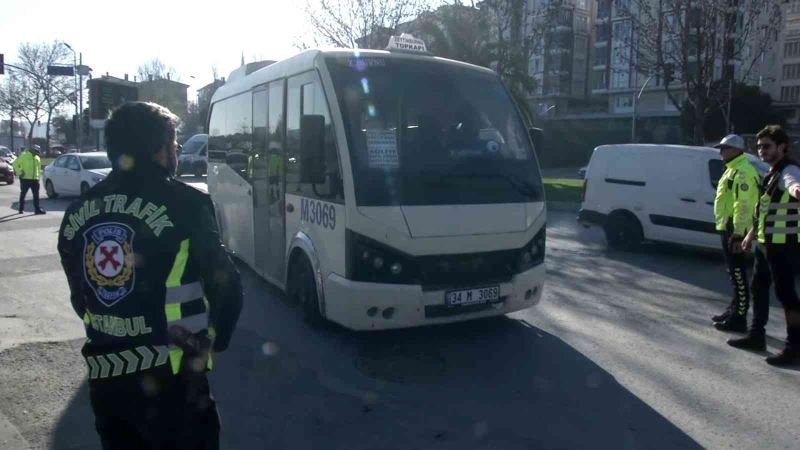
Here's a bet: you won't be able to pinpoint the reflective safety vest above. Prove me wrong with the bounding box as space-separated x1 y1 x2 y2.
165 239 215 374
757 159 800 245
11 150 41 180
714 153 760 237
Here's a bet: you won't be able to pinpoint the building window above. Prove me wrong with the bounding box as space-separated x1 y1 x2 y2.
593 47 608 66
592 70 608 90
576 0 587 10
613 96 633 113
784 63 800 80
781 85 800 102
574 36 588 57
611 70 629 88
785 41 800 58
575 15 589 33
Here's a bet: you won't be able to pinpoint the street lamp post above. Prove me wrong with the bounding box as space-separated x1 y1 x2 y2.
632 75 653 143
62 43 90 150
62 43 79 149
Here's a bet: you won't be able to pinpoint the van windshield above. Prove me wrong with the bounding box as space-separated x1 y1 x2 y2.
326 56 543 206
182 136 207 155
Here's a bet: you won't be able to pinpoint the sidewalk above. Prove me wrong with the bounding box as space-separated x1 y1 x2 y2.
0 411 30 450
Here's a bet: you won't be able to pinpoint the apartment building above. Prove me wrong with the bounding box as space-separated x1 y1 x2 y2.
773 0 800 131
529 0 596 114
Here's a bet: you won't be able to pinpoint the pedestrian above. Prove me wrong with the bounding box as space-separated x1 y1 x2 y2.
12 144 46 214
711 134 760 332
730 125 800 367
57 101 243 448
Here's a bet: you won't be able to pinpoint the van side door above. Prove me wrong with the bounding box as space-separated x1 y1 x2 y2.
646 153 718 248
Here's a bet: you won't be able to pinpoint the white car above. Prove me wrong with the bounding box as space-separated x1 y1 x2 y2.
578 144 768 250
43 152 112 198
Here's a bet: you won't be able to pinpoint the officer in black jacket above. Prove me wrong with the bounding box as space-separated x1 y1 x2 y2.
58 102 243 449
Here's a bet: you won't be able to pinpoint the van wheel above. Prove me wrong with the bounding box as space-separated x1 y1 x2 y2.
45 180 58 198
288 255 324 326
604 211 643 250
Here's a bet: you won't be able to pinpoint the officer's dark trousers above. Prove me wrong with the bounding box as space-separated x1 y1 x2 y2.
721 230 750 318
18 179 40 212
89 366 220 450
750 243 800 349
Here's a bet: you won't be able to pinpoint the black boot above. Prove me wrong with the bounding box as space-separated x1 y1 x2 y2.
766 347 800 367
714 315 748 333
712 307 733 323
728 333 766 351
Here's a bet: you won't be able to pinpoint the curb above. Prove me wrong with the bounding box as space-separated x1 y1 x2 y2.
547 201 580 213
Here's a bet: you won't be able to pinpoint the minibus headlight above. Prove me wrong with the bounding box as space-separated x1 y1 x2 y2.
347 230 419 284
516 227 546 273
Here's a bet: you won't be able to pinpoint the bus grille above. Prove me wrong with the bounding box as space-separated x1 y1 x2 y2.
417 249 517 290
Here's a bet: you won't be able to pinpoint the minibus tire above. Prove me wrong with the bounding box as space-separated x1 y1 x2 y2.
291 256 324 326
604 211 643 250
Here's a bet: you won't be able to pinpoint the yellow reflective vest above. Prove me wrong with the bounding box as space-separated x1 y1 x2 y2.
714 154 760 237
12 150 41 181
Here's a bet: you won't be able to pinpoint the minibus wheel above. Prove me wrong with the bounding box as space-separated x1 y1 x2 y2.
290 255 324 326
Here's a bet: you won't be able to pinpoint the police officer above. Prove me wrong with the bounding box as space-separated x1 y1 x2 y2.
711 134 760 332
57 102 243 448
12 144 46 214
731 125 800 367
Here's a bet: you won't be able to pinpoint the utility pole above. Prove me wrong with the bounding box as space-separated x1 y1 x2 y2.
78 52 83 151
726 78 733 134
632 76 653 143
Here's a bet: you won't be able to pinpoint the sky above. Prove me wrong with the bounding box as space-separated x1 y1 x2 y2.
1 0 313 104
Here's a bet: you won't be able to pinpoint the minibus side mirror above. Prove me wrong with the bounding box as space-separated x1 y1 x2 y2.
300 115 326 184
529 127 544 153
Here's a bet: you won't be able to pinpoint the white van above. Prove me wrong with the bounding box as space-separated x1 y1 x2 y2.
578 144 767 250
177 134 208 177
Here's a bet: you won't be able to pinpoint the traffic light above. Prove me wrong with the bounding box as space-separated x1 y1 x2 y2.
0 54 4 75
664 64 674 85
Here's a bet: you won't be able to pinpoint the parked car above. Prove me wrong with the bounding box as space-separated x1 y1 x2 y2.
177 134 208 177
43 152 112 198
0 145 16 164
47 145 66 157
0 159 14 185
578 144 768 250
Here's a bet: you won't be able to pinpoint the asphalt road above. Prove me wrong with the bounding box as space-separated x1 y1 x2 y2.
0 176 798 450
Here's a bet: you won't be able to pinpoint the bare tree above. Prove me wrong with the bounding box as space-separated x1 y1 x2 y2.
303 0 434 49
0 73 28 152
618 0 781 144
137 58 180 82
16 42 74 152
411 2 492 66
480 0 563 123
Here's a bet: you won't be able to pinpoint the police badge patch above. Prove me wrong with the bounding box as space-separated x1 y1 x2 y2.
83 222 136 307
740 183 749 191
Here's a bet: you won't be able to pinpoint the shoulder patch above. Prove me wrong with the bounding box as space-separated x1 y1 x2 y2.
740 183 749 192
83 222 136 307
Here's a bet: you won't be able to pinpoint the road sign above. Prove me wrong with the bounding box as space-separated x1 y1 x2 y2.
88 78 138 120
47 65 75 76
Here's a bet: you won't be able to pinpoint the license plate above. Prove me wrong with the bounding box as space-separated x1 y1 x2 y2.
445 286 500 307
